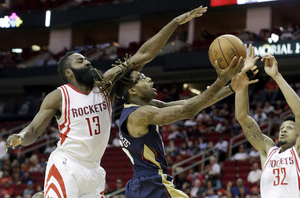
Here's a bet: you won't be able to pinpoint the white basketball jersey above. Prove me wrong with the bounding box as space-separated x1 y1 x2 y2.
56 84 112 164
261 146 300 198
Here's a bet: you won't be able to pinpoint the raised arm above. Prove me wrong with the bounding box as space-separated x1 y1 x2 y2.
103 6 207 80
262 55 300 129
235 46 275 165
129 56 244 128
5 90 61 152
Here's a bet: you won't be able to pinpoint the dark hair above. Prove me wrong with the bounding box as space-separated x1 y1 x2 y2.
282 114 295 122
110 56 137 102
57 51 76 83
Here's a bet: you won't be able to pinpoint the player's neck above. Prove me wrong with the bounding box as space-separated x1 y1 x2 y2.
130 97 150 106
70 82 93 95
280 145 293 153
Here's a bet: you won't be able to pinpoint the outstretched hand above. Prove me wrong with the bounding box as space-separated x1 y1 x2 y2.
243 44 259 72
261 54 279 77
4 134 24 153
231 65 259 92
175 6 208 25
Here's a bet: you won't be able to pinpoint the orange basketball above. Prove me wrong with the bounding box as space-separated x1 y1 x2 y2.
208 34 246 69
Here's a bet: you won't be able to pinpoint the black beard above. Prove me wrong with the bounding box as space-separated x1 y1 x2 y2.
277 140 287 146
71 66 100 87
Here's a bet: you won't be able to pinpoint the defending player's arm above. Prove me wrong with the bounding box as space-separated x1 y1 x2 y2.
235 46 275 163
130 57 244 128
262 55 300 134
5 90 61 152
103 6 207 81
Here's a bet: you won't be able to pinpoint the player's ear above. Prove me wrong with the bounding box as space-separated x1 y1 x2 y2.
128 87 138 96
65 68 73 79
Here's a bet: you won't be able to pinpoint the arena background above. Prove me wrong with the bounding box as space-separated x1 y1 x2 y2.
0 0 300 197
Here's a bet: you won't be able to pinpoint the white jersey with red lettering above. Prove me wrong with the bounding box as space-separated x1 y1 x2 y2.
44 84 112 198
56 83 112 163
261 146 300 198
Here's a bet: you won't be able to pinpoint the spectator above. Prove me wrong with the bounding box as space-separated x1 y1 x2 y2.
182 181 191 196
249 186 260 197
280 28 293 40
104 183 111 195
248 147 260 161
198 137 207 151
190 179 205 198
179 141 191 156
232 145 249 161
168 124 183 139
112 132 120 147
46 55 58 66
202 117 216 133
203 181 217 198
272 100 283 116
174 167 191 190
187 168 201 185
165 139 179 156
12 171 21 185
165 154 173 169
209 156 221 175
232 178 249 197
21 171 32 184
262 101 274 115
204 188 218 198
43 141 56 154
247 162 262 184
253 108 267 125
29 155 42 172
0 135 8 167
262 77 279 103
206 171 222 191
35 55 44 67
218 181 233 197
108 50 118 60
196 110 210 122
0 171 12 184
112 179 125 198
1 182 14 197
214 136 228 162
22 181 35 198
161 125 170 140
219 102 230 120
237 186 250 198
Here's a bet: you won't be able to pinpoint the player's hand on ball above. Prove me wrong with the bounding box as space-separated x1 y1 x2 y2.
214 56 245 84
231 65 259 92
175 5 208 25
5 134 24 153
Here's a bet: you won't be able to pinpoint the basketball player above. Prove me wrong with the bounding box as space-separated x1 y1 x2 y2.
4 6 208 198
112 50 259 197
235 45 300 197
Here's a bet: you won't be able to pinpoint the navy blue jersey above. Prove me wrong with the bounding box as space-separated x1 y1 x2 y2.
119 104 189 198
119 104 168 177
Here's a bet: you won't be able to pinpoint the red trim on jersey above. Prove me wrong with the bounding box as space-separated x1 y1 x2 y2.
59 86 68 132
105 93 112 123
263 147 279 170
141 149 156 168
291 149 300 190
163 186 171 198
45 164 67 198
66 83 92 95
60 86 71 145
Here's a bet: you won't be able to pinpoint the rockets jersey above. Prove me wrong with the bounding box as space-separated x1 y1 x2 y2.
119 104 168 177
56 84 112 164
261 146 300 198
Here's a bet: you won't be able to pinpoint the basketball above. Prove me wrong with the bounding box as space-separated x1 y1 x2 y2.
208 34 246 69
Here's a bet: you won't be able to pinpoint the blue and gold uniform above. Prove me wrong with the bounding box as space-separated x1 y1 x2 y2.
119 104 188 198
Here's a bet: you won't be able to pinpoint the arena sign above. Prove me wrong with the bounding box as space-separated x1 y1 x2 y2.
253 41 300 56
0 12 23 28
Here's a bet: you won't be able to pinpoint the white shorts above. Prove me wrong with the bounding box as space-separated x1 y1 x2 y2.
44 149 106 198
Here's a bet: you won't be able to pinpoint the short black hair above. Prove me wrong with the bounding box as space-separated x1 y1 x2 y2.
57 51 76 83
282 114 295 122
